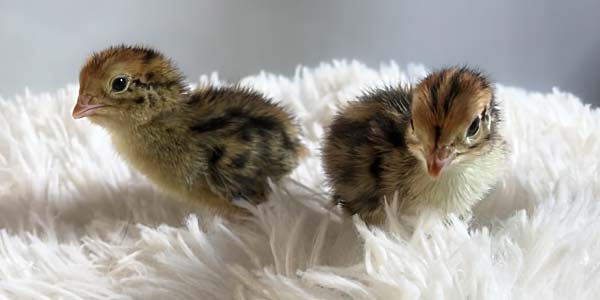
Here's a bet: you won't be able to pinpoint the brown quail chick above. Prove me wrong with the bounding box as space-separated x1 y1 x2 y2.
322 67 506 224
73 45 303 215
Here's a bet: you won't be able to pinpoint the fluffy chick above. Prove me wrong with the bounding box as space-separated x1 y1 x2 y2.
322 67 506 223
73 45 303 215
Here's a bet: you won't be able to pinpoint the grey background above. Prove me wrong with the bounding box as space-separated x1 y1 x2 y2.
1 0 599 106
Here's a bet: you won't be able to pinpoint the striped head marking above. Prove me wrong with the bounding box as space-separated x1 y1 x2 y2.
407 67 497 177
74 45 185 126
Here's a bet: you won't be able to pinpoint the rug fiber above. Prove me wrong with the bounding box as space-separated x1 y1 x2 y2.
1 61 599 299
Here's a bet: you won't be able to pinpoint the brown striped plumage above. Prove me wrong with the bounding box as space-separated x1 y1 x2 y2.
74 45 303 215
322 67 506 223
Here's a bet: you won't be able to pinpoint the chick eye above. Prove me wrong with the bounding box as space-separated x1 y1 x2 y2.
466 116 480 137
111 76 129 92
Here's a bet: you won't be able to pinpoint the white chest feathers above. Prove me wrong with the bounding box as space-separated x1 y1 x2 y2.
402 148 506 216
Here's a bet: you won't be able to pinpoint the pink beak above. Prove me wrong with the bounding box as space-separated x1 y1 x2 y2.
72 95 105 119
427 146 453 178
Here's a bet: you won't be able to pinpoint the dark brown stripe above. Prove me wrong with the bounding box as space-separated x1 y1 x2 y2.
444 71 462 114
429 75 442 112
330 118 370 147
209 145 225 165
132 79 149 89
142 49 159 63
372 116 405 147
231 153 249 169
191 107 281 134
231 175 262 199
187 88 226 105
369 153 383 182
239 130 253 142
190 116 232 133
243 115 279 131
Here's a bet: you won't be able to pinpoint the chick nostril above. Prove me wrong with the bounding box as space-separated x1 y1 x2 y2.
436 145 451 160
77 94 92 105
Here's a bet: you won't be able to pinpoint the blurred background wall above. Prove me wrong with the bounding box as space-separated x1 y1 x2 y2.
1 0 599 106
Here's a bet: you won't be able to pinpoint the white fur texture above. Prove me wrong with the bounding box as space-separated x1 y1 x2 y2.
1 61 599 300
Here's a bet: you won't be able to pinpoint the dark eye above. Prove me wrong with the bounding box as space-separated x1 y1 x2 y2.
111 76 129 92
467 116 480 137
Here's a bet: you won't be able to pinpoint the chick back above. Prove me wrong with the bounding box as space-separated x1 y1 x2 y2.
183 86 303 204
322 86 416 222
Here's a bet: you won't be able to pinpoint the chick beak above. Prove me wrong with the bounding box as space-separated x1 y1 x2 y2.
427 146 452 178
72 95 105 119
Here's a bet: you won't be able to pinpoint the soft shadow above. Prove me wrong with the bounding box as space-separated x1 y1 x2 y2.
0 181 206 242
471 177 536 230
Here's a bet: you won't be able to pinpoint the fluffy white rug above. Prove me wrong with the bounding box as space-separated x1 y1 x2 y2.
1 61 599 300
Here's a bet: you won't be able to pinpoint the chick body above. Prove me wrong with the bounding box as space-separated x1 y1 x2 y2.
322 68 506 223
75 46 302 215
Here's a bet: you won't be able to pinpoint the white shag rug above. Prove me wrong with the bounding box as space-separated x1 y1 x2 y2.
1 61 600 300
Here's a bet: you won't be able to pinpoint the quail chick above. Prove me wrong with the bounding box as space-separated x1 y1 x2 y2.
73 45 303 215
322 67 506 224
